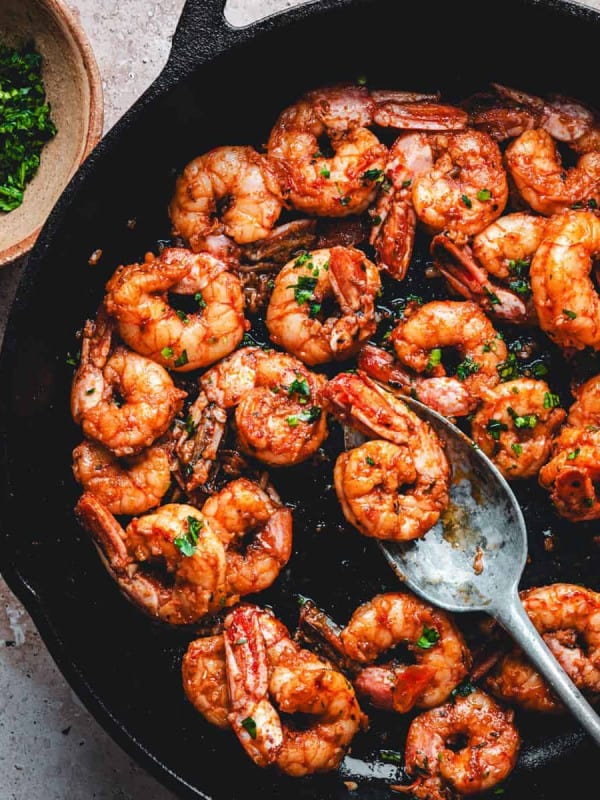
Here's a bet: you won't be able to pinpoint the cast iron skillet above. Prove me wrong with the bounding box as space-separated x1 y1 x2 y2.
1 0 600 797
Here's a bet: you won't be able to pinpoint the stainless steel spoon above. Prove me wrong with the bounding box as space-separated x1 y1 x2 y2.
368 395 600 745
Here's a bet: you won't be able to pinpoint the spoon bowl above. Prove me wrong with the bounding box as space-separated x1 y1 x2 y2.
369 393 600 747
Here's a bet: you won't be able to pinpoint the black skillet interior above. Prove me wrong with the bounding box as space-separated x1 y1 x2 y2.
1 0 600 797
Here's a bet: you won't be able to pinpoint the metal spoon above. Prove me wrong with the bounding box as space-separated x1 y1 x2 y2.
369 395 600 745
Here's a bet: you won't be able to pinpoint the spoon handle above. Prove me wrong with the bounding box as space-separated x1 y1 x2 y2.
493 591 600 746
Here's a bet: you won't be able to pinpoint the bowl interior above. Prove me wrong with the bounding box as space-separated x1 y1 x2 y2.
0 0 103 266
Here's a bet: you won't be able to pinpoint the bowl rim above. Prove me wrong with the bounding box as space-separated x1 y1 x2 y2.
0 0 104 268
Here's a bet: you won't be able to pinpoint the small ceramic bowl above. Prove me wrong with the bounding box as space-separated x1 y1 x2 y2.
0 0 104 267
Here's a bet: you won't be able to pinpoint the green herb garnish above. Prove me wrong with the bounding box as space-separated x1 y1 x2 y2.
0 41 57 212
486 418 508 441
477 188 492 201
241 717 257 739
416 626 440 649
456 356 481 381
174 515 204 557
543 392 561 409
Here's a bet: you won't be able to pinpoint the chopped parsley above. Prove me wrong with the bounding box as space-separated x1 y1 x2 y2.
0 41 58 212
161 346 174 359
450 680 476 700
461 194 472 208
362 168 384 183
320 167 331 179
174 349 189 368
194 292 206 309
380 750 403 765
483 286 501 305
507 407 538 429
563 308 577 320
174 516 204 557
476 188 492 202
567 448 580 460
416 626 440 649
456 356 481 381
426 347 442 372
287 375 310 399
511 443 523 456
241 717 257 739
366 456 376 466
497 353 520 382
287 406 322 426
486 418 508 441
288 275 318 305
543 392 561 409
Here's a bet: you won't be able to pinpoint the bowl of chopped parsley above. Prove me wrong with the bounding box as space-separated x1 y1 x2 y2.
0 0 103 266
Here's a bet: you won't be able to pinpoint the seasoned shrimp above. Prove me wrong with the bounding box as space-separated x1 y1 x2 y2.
72 439 172 515
267 85 387 217
224 603 366 776
182 635 230 729
75 493 228 624
200 346 328 467
339 592 471 712
401 690 520 799
335 439 448 541
322 372 449 540
383 131 508 245
168 145 284 248
201 478 293 599
530 210 600 350
265 247 380 365
430 212 549 325
485 584 600 713
471 379 566 480
104 247 247 371
70 315 186 457
388 300 509 413
470 83 600 154
506 129 600 215
268 84 467 219
539 375 600 520
358 343 475 419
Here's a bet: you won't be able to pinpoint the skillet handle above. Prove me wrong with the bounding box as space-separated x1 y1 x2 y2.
163 0 243 81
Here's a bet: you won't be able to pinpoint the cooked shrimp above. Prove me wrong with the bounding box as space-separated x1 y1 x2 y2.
265 247 380 365
383 131 508 245
200 346 328 467
70 315 186 457
539 425 600 521
335 438 448 541
74 493 228 624
322 372 449 540
358 343 475 419
224 603 366 776
104 247 247 371
268 84 467 219
565 372 600 428
485 584 600 713
530 210 600 350
72 439 172 515
539 374 600 520
339 592 471 712
169 145 284 248
182 635 230 728
506 129 600 215
388 300 509 413
430 212 549 325
471 379 566 480
471 83 600 154
201 478 293 599
370 108 469 279
401 690 520 799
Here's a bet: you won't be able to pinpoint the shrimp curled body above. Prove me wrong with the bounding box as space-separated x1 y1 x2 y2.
224 603 366 776
70 316 186 457
485 584 600 712
403 690 520 799
530 210 600 350
72 439 172 515
75 493 228 625
201 478 293 600
104 247 247 371
340 592 471 712
169 145 284 248
266 247 380 365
